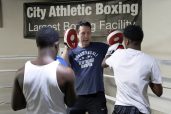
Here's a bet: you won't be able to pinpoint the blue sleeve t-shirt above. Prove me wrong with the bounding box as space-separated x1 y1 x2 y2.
68 42 109 95
56 56 68 67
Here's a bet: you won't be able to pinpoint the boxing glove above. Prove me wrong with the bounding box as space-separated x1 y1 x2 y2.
64 28 78 49
107 30 123 46
106 43 124 56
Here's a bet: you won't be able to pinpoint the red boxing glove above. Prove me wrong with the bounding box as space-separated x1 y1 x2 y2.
64 28 78 49
107 30 123 46
117 44 124 49
106 43 124 56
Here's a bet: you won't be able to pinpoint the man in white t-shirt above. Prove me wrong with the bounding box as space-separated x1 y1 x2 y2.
102 25 163 114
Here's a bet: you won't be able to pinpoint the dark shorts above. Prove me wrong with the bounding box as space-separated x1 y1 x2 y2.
112 105 144 114
68 92 108 114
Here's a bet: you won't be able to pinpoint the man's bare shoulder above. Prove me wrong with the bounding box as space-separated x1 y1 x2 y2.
56 64 75 83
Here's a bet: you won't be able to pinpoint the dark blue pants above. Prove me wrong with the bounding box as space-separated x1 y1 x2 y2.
112 105 144 114
68 92 107 114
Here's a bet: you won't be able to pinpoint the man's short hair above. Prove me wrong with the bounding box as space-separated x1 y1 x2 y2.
76 20 91 31
123 25 144 42
36 27 59 48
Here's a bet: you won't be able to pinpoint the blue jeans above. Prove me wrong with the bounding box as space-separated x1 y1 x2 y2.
112 105 144 114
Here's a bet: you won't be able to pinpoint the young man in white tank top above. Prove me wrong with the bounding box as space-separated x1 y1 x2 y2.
11 27 77 114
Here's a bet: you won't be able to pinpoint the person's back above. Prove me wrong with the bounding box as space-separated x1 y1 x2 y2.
23 61 66 114
103 25 163 114
106 48 162 113
11 27 76 114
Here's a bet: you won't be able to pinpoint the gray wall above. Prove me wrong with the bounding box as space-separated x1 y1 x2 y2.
0 0 171 59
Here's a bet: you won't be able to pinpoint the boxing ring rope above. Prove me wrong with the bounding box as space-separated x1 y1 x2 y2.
104 74 171 89
0 72 171 92
0 55 36 59
0 56 171 113
0 72 171 106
